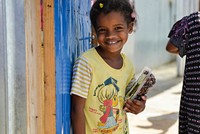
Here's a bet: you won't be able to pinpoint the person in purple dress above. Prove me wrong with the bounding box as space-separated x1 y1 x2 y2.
166 12 200 133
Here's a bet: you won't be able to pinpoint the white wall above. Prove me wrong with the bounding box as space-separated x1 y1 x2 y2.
0 0 27 133
123 0 199 73
0 0 7 133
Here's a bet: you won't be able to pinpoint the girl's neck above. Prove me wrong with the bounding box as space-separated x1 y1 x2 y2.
95 47 123 69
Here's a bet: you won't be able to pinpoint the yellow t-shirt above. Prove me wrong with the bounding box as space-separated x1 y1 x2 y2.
71 48 134 134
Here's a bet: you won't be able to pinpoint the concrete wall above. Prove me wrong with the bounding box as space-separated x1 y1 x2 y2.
0 0 27 133
0 0 7 133
123 0 199 73
123 0 174 72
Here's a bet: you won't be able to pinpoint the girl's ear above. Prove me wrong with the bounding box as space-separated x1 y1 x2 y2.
128 22 134 34
92 26 98 46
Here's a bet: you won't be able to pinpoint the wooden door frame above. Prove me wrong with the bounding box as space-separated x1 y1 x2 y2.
43 0 56 133
25 0 55 133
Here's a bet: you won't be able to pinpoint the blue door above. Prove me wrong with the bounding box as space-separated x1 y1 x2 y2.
54 0 91 133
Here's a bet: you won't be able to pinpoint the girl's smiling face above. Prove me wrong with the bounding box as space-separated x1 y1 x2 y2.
96 11 133 54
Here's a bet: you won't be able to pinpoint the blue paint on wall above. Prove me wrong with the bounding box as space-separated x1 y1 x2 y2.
54 0 91 133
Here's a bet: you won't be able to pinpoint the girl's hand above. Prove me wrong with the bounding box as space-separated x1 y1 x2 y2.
123 96 147 114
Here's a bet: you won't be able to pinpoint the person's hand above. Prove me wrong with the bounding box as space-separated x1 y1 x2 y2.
123 96 147 114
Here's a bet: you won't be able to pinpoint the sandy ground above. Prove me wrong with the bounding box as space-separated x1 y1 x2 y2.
128 62 183 134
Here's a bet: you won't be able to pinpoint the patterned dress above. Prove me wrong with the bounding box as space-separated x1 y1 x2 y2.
168 12 200 133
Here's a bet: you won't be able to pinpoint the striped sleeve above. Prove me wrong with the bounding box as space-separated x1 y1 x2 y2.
70 56 92 99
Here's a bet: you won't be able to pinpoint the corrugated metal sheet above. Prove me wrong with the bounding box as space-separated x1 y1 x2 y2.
0 0 7 133
0 0 26 133
54 0 91 133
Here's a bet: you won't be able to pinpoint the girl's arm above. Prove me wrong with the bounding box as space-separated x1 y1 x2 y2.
71 95 86 134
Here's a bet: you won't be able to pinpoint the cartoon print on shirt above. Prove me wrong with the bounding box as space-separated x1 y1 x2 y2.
93 77 122 133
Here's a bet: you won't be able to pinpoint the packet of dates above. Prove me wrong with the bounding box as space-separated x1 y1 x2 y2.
125 66 156 100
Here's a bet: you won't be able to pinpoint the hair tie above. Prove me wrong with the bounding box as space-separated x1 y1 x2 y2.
99 3 103 8
131 12 135 19
131 12 136 22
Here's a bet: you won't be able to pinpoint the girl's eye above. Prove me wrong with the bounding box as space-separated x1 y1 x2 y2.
115 26 123 31
97 29 107 34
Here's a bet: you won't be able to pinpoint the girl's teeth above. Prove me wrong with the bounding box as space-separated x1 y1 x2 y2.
109 41 116 44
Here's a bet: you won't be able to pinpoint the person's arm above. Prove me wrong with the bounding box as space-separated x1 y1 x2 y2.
166 40 179 54
71 95 86 134
124 96 147 114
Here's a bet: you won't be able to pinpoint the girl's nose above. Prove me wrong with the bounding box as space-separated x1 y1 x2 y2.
106 30 116 38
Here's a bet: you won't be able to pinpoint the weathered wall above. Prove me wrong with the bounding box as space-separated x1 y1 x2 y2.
0 0 27 133
0 0 7 133
123 0 199 73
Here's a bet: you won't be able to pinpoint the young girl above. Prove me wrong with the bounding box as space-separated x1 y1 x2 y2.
71 0 146 133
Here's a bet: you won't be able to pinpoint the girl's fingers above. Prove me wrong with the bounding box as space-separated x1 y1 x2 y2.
124 98 146 114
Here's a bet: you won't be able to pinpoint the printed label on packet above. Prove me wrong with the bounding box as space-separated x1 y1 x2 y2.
125 66 156 100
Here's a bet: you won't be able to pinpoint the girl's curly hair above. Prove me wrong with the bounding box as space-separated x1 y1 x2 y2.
90 0 137 31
